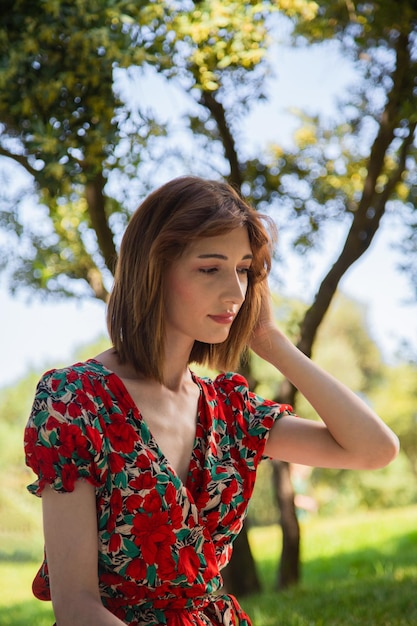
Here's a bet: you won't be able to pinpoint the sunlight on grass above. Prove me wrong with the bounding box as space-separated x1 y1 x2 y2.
243 505 417 626
0 562 39 606
0 563 54 625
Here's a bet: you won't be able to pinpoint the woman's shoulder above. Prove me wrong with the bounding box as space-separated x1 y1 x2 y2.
36 358 111 396
192 370 250 403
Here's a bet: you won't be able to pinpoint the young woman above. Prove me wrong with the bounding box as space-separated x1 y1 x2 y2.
24 176 399 626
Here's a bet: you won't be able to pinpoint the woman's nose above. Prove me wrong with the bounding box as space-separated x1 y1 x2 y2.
222 271 247 305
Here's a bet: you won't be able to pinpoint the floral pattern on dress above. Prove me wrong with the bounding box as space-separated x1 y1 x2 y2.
24 359 294 626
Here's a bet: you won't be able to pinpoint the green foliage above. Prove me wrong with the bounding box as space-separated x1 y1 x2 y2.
314 294 383 392
246 292 417 524
0 0 172 298
171 1 271 91
0 0 279 300
371 363 417 477
311 453 417 515
2 0 416 305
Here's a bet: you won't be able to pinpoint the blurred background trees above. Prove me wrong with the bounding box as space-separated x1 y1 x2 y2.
1 0 416 592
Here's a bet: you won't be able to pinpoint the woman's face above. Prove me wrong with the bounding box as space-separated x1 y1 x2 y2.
163 227 253 350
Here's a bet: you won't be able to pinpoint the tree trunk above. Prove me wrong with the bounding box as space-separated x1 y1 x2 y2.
271 377 300 589
272 461 300 588
221 353 261 596
272 29 414 588
221 522 261 597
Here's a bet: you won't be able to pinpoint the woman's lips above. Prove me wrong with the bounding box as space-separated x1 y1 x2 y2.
209 313 235 324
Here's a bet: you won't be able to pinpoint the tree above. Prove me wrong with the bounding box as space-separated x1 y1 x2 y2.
0 0 283 597
248 1 417 587
0 0 171 299
2 0 417 592
0 0 280 299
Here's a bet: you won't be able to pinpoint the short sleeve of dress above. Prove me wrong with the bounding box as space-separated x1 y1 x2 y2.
24 367 107 497
214 372 296 468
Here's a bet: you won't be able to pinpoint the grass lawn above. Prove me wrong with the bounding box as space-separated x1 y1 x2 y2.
242 505 417 625
1 505 416 625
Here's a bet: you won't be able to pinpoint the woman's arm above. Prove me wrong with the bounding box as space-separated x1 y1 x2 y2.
251 285 399 469
42 480 125 626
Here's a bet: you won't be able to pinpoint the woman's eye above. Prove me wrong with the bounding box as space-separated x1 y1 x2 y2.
199 267 218 274
237 267 251 275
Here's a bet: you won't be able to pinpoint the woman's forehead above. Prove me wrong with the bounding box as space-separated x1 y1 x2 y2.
186 227 252 256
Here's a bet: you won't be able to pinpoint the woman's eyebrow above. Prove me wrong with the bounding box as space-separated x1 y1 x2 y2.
197 253 253 260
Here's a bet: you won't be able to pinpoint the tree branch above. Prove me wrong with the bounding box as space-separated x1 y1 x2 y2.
199 90 243 190
276 30 414 407
85 172 118 275
0 146 38 178
296 30 413 362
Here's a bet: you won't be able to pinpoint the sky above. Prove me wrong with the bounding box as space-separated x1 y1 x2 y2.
1 38 417 389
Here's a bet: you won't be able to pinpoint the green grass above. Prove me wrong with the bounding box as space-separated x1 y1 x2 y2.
0 506 416 625
242 506 417 625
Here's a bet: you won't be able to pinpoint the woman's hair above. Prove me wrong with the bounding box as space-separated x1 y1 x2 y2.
107 176 276 382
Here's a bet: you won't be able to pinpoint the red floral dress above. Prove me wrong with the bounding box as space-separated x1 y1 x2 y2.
24 359 294 626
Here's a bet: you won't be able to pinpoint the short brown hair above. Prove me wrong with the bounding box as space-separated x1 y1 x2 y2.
107 176 276 382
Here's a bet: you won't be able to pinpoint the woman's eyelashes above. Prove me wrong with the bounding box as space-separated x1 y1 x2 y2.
198 266 251 275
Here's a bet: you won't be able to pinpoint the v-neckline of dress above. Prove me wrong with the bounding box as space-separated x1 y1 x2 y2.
87 358 205 493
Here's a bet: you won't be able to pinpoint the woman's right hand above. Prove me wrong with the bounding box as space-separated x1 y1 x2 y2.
249 279 280 359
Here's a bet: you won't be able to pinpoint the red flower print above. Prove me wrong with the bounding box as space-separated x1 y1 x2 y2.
154 543 177 580
24 427 38 449
26 365 278 624
228 391 244 411
203 383 217 402
205 510 220 534
67 401 84 419
33 445 59 482
129 473 157 492
135 453 152 469
74 388 97 414
221 478 238 505
221 509 241 535
61 462 80 491
143 490 162 512
195 488 210 509
107 416 138 453
110 488 123 513
45 416 62 431
109 532 122 553
108 452 125 474
66 369 79 384
50 376 62 392
109 489 123 531
85 425 102 453
242 474 255 500
169 503 183 529
177 545 201 583
126 557 147 581
202 541 219 580
59 423 90 460
51 400 68 416
132 511 176 564
125 494 143 513
100 572 123 587
165 482 177 503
